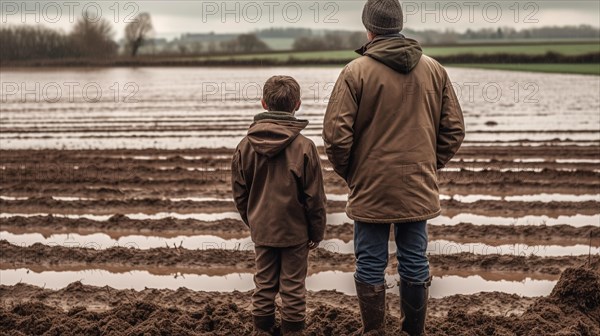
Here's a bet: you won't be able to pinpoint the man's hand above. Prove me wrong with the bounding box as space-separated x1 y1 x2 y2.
308 241 320 250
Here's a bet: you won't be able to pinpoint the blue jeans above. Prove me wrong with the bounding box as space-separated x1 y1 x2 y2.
354 220 429 285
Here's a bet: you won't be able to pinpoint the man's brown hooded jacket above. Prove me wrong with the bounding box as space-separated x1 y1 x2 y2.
323 36 465 223
232 112 327 247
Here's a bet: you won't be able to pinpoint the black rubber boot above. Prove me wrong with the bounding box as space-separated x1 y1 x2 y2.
355 277 386 335
253 314 278 335
281 319 305 335
399 277 431 336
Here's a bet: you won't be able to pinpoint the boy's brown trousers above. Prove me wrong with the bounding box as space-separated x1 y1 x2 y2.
252 243 309 322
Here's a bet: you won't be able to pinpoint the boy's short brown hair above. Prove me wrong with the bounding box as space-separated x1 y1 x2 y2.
262 75 301 113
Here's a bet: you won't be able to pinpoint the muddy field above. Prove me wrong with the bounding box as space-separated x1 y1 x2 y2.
1 67 599 334
1 266 598 335
1 145 598 334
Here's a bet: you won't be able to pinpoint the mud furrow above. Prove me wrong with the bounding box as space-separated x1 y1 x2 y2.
2 156 599 171
2 146 598 161
2 183 598 200
1 241 597 278
2 164 598 180
2 215 599 246
1 198 598 217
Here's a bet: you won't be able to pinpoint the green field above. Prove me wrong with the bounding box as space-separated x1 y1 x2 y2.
195 42 600 62
6 41 598 74
447 63 600 75
424 43 600 56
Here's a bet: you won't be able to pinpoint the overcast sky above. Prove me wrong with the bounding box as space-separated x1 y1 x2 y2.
2 1 599 39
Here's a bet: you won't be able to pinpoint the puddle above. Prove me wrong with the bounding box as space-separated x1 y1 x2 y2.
2 212 598 228
1 135 597 150
555 159 600 164
157 166 220 172
323 238 598 256
2 195 235 202
442 167 549 173
332 193 599 203
513 158 547 163
1 193 597 203
439 193 600 203
51 196 94 201
0 196 29 200
127 155 232 161
329 213 599 228
0 194 341 203
3 232 596 256
325 194 348 201
0 268 556 298
0 232 253 251
463 142 598 147
168 197 233 202
425 240 599 256
429 213 600 228
440 194 502 202
326 212 353 225
458 158 492 163
0 212 242 221
306 271 557 298
504 194 600 202
131 155 168 160
455 158 600 163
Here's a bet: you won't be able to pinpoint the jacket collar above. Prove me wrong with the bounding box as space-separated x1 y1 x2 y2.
254 111 307 123
355 33 406 56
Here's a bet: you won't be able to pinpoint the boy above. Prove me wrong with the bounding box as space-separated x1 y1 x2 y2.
231 75 327 335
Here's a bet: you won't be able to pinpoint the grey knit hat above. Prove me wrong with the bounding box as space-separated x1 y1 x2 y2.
362 0 404 35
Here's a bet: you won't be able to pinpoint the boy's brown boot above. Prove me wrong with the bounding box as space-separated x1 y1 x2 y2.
252 314 279 335
281 319 305 335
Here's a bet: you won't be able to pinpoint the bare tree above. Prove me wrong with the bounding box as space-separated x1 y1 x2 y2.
0 25 73 60
125 12 153 57
237 34 269 53
70 11 118 58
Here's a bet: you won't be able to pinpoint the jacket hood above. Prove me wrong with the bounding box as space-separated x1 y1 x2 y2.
355 35 422 74
247 111 309 157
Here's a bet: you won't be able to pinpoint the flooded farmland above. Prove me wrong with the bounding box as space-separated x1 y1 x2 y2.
1 67 599 335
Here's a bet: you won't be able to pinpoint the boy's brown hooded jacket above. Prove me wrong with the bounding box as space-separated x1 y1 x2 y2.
232 112 327 247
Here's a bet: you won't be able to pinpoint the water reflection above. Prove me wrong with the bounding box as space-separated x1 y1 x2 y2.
2 232 596 256
0 268 557 298
1 212 597 227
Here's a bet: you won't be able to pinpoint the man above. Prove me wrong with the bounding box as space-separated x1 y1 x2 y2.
322 0 465 334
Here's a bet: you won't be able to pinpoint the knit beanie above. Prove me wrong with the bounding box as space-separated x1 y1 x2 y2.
362 0 404 35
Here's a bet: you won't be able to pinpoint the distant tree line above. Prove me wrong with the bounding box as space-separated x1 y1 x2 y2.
151 33 270 56
219 34 270 53
292 31 366 51
256 27 313 38
0 12 117 60
1 21 598 62
462 25 600 40
292 25 600 51
404 25 600 44
1 11 153 61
